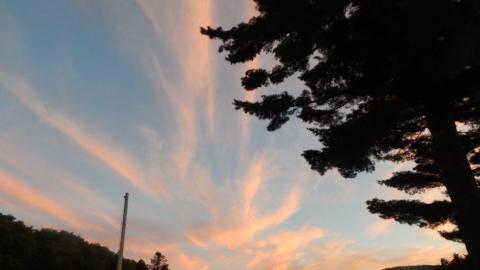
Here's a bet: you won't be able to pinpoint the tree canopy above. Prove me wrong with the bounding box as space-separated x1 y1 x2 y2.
202 0 480 268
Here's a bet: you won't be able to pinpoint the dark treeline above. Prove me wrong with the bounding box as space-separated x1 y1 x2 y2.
383 254 473 270
0 213 167 270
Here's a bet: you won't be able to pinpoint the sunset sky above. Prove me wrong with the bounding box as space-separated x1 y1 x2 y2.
0 1 466 269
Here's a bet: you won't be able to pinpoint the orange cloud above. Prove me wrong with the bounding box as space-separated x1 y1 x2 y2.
58 177 119 229
417 187 449 203
303 239 464 270
367 218 394 235
173 252 210 270
381 162 409 180
247 227 324 270
243 156 267 220
0 72 148 194
0 169 97 230
180 152 304 250
187 186 301 249
118 238 210 270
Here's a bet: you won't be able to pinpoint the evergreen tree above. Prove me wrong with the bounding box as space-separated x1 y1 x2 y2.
202 0 480 267
368 129 480 243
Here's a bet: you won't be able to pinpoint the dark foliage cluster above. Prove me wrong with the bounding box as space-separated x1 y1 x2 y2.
440 254 473 270
0 213 163 270
383 254 472 270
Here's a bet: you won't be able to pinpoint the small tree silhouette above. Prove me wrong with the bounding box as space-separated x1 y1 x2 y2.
150 252 169 270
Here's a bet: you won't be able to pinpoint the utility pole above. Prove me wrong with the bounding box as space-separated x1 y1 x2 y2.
116 192 129 270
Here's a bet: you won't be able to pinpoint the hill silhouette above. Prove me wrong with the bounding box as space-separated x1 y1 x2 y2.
0 212 148 270
384 266 439 270
383 253 472 270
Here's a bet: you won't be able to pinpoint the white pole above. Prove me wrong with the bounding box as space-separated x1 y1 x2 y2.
116 192 129 270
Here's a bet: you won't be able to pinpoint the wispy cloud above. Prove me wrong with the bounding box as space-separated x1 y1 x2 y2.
0 124 120 237
57 177 119 229
367 218 394 235
243 155 267 220
0 71 148 194
186 156 303 249
134 0 216 179
247 227 324 270
0 169 97 230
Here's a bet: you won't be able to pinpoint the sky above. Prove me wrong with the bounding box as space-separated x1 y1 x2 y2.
0 1 467 269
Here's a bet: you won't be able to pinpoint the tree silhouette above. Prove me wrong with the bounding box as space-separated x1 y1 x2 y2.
202 0 480 267
150 252 169 270
138 259 148 269
368 130 480 243
440 254 473 270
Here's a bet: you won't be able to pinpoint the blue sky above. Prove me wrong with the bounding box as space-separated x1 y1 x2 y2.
0 1 465 269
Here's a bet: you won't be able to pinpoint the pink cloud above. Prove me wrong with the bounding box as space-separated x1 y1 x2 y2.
301 239 464 270
368 218 395 235
57 177 119 229
243 156 267 219
0 169 98 230
187 185 301 249
247 227 324 270
0 72 149 194
119 239 210 270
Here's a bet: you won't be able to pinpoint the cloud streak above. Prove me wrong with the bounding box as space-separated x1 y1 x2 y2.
247 227 324 270
135 0 216 180
0 169 97 230
186 155 303 249
0 71 148 194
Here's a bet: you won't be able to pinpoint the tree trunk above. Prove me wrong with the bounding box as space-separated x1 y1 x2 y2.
425 102 480 269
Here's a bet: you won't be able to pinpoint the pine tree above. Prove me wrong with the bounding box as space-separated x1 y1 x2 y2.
202 0 480 267
368 128 480 243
